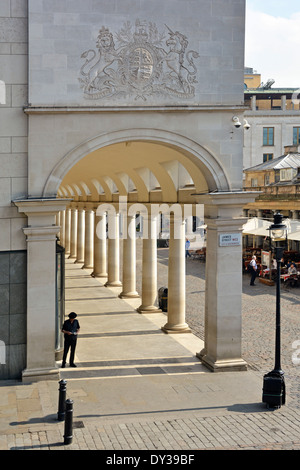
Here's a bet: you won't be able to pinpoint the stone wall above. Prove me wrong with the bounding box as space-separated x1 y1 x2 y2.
28 0 246 107
0 0 28 379
0 250 27 379
0 0 28 249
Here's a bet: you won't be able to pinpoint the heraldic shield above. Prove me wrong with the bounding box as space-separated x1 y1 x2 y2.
78 19 199 102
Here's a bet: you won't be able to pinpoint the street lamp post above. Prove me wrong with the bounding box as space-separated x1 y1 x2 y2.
262 212 286 409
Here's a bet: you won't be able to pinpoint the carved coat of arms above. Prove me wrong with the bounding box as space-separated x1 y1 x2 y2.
78 20 199 101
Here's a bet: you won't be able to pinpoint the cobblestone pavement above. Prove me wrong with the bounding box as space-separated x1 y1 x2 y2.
153 247 300 409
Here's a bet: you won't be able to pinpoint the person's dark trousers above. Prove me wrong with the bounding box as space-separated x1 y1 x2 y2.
250 269 257 285
62 335 77 365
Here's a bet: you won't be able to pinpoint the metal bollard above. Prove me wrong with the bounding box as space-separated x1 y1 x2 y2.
63 399 74 445
57 379 67 421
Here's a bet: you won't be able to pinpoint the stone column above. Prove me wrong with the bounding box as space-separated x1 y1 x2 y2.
194 192 257 372
119 214 139 298
185 215 193 237
69 207 78 259
256 209 264 247
56 211 61 237
137 215 161 313
291 210 299 251
14 198 71 382
82 208 94 269
64 207 71 256
60 209 66 247
162 214 190 333
105 211 122 287
92 211 107 278
76 207 85 264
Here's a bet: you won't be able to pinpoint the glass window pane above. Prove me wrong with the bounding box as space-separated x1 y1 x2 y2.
269 128 274 145
263 128 268 145
263 128 274 145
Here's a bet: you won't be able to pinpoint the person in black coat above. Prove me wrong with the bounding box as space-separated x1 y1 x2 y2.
61 312 80 368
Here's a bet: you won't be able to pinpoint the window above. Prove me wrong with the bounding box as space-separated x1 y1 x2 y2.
251 178 258 187
280 168 297 181
293 127 300 145
263 153 273 162
263 127 274 146
264 174 270 185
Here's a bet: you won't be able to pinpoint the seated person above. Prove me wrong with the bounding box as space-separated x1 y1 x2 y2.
288 263 297 275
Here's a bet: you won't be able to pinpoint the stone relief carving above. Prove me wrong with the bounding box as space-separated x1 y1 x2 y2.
78 20 199 101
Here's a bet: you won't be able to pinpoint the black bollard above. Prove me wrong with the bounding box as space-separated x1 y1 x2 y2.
57 379 67 421
64 399 74 445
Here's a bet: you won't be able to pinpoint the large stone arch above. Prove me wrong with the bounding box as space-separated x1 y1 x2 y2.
43 128 230 199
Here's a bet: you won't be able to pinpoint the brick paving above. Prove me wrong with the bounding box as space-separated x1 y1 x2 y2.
1 243 300 451
3 410 300 450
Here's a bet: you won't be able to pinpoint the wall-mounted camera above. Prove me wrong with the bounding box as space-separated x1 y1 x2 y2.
243 119 250 130
232 116 242 128
232 116 251 130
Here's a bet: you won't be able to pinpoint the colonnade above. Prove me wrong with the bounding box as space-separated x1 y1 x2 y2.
15 191 256 381
58 203 191 334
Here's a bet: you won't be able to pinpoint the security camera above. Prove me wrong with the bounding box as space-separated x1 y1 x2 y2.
243 119 250 130
232 116 242 128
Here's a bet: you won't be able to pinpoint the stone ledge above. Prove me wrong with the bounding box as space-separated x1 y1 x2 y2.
23 104 248 114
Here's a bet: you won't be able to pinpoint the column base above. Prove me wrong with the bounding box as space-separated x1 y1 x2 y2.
197 353 248 372
137 305 162 314
91 272 107 278
75 259 84 264
119 291 140 299
105 280 122 287
161 323 191 334
22 367 60 383
82 264 93 269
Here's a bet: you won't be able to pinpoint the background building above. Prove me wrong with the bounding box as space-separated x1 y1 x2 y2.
243 68 300 170
244 145 300 219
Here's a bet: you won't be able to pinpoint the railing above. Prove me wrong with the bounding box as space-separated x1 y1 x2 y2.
244 186 300 199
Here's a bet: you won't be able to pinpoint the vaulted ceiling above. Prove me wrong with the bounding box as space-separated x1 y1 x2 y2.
58 141 208 204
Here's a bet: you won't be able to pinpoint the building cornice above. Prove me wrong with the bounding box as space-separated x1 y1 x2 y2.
245 110 300 118
23 105 248 115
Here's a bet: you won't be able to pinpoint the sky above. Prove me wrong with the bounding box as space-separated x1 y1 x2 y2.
245 0 300 88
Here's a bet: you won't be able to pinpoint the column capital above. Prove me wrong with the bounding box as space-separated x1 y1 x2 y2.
13 198 72 227
23 225 60 242
83 201 96 211
205 217 247 232
14 198 72 216
193 191 261 219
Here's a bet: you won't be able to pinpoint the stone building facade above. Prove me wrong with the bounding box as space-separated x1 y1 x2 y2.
0 0 256 381
243 70 300 170
0 0 28 378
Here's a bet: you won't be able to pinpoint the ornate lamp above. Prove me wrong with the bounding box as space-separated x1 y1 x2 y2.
262 212 287 409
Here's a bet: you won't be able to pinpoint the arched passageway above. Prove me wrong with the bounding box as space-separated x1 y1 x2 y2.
56 137 213 340
14 131 256 382
43 129 232 199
